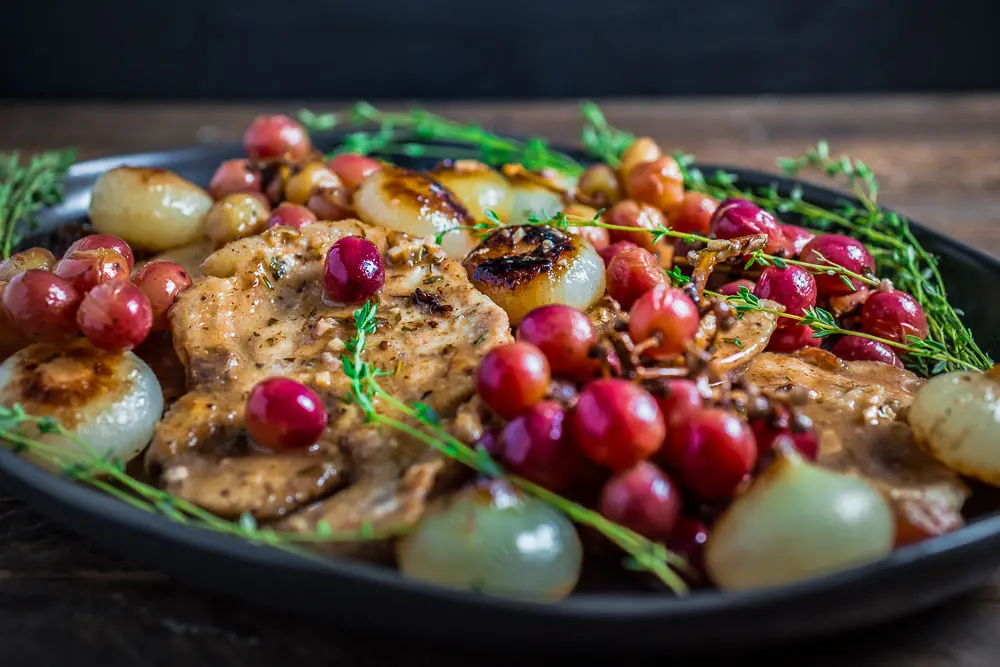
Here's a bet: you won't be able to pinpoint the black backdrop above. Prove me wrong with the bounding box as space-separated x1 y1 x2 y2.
2 0 998 100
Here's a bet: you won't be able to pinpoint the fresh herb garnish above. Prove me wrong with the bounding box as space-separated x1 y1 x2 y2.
299 104 584 176
0 149 76 259
340 302 691 593
723 286 977 370
579 105 990 373
0 404 398 552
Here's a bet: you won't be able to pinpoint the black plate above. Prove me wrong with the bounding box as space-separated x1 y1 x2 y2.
2 136 1000 654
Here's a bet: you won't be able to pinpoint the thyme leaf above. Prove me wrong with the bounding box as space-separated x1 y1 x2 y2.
340 302 691 593
0 148 76 259
579 105 990 374
0 408 401 552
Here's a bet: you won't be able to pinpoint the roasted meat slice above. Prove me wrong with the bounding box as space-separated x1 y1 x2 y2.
743 349 969 541
148 221 511 536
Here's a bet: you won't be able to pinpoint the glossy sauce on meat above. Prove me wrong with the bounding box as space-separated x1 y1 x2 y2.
744 349 969 541
148 221 511 548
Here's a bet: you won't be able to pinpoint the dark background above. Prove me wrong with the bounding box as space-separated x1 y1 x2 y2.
2 0 998 100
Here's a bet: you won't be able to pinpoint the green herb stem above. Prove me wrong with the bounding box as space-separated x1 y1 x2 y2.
0 149 76 259
0 407 401 552
342 303 691 593
720 286 977 371
578 104 989 374
299 104 584 176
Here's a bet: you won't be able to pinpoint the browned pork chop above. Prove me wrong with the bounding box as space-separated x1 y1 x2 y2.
148 221 511 541
744 349 969 540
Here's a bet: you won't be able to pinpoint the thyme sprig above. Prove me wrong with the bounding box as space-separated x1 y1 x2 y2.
299 104 584 175
0 149 76 259
724 286 976 371
341 302 691 593
579 104 989 374
437 208 880 293
0 405 399 552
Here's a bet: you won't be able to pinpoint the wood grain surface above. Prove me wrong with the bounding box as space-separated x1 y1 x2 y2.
1 96 999 666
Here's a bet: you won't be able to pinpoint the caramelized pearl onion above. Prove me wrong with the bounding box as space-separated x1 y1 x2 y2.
463 225 605 324
354 166 474 259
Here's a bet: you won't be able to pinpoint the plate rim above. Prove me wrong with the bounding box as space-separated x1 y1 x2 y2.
6 136 1000 628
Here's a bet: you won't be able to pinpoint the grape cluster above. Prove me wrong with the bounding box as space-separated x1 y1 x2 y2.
0 234 191 353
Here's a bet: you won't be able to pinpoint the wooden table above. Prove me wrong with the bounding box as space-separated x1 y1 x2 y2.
1 96 999 666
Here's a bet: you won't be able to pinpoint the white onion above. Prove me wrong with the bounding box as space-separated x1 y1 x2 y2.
705 442 894 591
505 169 566 226
89 166 213 252
462 225 606 324
0 339 164 469
429 161 513 223
909 369 1000 486
396 482 582 601
354 166 473 259
139 239 215 279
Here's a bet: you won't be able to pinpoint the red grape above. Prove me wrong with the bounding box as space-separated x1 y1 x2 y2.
474 428 502 457
860 289 928 343
285 162 342 205
766 324 822 353
577 163 622 207
655 379 703 427
208 159 262 199
599 240 638 267
477 342 551 420
65 234 135 271
323 236 385 304
781 224 815 256
306 188 354 221
599 461 682 540
0 247 57 281
245 377 327 450
570 379 666 470
799 234 875 296
750 406 819 460
667 516 709 572
752 265 817 322
53 249 130 294
77 280 153 352
131 260 193 331
709 198 784 254
628 285 700 359
717 278 755 296
672 192 718 235
243 114 311 162
516 305 597 379
660 408 757 499
267 202 318 229
626 157 685 215
500 401 581 492
831 335 903 368
620 137 662 180
0 283 30 355
606 246 666 309
328 153 382 190
607 200 666 252
2 269 81 342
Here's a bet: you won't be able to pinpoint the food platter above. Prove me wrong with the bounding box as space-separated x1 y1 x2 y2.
2 127 1000 653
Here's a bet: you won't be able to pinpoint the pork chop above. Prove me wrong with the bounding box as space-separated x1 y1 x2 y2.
148 221 511 542
743 349 969 541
